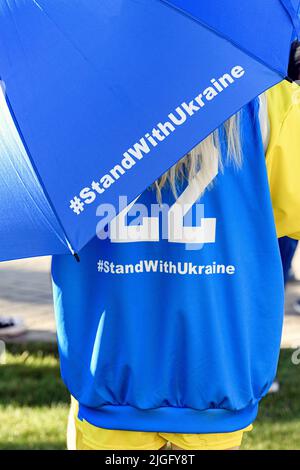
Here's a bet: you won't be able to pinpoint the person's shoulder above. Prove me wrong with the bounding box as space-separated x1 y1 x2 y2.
267 80 299 123
265 81 300 240
266 80 300 156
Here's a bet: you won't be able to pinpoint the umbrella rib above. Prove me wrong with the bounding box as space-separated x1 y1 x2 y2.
158 0 288 80
31 0 101 75
280 0 300 38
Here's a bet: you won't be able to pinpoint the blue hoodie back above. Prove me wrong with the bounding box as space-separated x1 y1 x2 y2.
52 98 284 433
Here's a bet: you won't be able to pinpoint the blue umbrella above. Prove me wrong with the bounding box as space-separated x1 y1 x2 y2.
0 0 299 261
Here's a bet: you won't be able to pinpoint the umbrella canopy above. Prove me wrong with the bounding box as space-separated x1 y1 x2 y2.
0 0 299 261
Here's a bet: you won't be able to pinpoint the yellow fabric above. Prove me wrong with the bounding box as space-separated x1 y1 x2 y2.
266 80 300 240
69 399 252 450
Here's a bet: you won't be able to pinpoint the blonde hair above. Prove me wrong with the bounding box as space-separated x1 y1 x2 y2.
154 113 242 201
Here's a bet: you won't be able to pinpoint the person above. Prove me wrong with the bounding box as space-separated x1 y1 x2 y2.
51 77 300 451
269 40 300 394
278 41 300 289
279 237 298 284
287 41 300 315
288 40 300 83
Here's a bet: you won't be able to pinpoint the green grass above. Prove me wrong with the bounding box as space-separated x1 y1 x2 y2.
0 344 299 450
0 343 69 450
242 349 300 450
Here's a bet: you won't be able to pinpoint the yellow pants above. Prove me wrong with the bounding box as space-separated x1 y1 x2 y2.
69 399 252 450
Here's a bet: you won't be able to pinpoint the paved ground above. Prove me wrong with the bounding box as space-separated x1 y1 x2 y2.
0 257 55 343
1 250 300 347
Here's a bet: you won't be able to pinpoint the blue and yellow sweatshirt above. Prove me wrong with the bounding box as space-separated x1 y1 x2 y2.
52 80 300 433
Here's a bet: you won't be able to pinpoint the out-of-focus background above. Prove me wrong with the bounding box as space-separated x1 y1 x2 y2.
1 251 300 450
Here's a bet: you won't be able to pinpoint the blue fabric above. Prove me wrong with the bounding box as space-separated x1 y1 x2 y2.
280 0 300 37
279 237 298 284
162 0 300 73
52 100 285 432
0 87 69 260
0 0 297 261
78 403 259 434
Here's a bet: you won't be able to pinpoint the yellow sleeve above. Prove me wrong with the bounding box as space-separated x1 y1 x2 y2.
266 80 300 240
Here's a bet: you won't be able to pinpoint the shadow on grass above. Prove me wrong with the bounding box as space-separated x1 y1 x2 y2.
0 343 69 407
256 349 300 424
0 441 66 451
6 342 59 356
